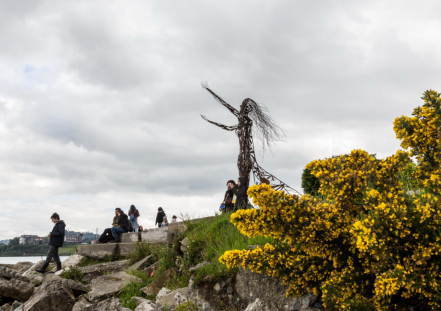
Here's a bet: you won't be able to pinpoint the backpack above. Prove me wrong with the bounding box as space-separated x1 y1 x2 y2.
127 219 134 233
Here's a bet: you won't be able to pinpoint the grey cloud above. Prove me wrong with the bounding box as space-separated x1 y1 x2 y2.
0 0 440 239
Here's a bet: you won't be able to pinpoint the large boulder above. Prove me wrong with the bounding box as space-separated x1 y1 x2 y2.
141 267 176 297
72 295 92 311
76 260 129 283
11 262 34 274
63 279 90 297
130 297 156 311
0 301 23 311
244 298 270 311
88 272 141 303
22 279 75 311
83 297 124 311
22 261 44 277
0 278 34 301
61 254 83 270
156 287 190 309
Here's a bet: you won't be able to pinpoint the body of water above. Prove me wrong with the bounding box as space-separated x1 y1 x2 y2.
0 256 70 264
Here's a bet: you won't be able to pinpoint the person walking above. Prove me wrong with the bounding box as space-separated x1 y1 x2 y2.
128 205 140 232
155 207 165 228
231 176 249 210
36 213 66 273
110 208 130 243
97 209 119 243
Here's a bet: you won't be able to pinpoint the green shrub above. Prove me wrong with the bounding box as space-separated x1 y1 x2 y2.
301 168 320 195
175 300 200 311
60 266 84 283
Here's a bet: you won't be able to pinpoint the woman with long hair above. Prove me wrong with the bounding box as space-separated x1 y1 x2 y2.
128 205 140 232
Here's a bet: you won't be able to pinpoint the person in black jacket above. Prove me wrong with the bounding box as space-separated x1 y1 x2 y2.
110 208 130 243
155 207 165 228
222 180 236 213
97 209 120 243
36 212 66 273
231 176 249 210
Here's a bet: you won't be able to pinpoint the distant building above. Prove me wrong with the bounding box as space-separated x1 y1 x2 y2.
64 231 83 243
19 235 44 245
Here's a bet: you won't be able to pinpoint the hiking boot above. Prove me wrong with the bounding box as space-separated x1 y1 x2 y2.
35 262 49 274
110 239 120 243
56 262 62 271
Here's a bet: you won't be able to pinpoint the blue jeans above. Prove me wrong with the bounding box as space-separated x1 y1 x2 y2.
130 215 139 232
111 227 126 240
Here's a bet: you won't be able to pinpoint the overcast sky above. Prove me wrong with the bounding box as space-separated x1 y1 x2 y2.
1 1 440 240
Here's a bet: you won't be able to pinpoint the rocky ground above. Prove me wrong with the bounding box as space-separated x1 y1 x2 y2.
0 252 322 311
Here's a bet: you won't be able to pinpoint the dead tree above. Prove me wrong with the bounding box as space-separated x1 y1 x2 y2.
201 83 299 194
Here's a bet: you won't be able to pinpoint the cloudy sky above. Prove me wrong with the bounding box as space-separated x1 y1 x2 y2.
1 1 440 240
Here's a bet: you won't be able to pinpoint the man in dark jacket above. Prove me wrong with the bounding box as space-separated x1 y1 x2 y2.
110 208 130 243
231 176 249 210
36 212 66 273
97 209 120 243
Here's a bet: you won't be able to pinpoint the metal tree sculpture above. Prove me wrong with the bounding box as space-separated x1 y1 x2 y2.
201 83 300 194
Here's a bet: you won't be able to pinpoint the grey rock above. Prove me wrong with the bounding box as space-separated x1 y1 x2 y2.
180 237 190 252
78 259 130 283
236 267 313 311
130 297 156 309
156 287 190 308
13 306 23 311
128 255 152 272
0 277 34 301
11 262 33 274
64 279 90 297
72 295 93 311
23 279 75 311
189 261 210 271
122 308 131 311
214 283 221 292
83 297 123 311
134 302 156 311
141 267 176 297
244 298 270 311
22 261 44 277
89 271 141 303
63 254 84 268
156 287 172 302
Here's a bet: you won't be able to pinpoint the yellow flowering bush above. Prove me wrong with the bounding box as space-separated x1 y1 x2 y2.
219 90 441 310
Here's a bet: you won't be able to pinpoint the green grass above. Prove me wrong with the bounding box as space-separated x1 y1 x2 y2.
174 212 272 285
117 269 158 310
115 212 273 309
60 266 84 283
77 254 122 267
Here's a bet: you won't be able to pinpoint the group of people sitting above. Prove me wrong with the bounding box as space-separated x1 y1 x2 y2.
97 205 178 243
220 176 250 213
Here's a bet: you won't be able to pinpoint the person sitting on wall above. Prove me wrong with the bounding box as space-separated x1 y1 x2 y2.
171 215 178 223
155 207 165 228
97 209 119 243
162 216 169 227
35 212 66 273
110 208 130 243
